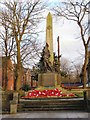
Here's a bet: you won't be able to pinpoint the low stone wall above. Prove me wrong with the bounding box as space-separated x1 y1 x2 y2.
61 77 80 83
0 91 2 113
2 91 13 113
87 89 90 100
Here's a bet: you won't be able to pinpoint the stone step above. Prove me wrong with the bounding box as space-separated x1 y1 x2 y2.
18 105 85 109
18 102 84 107
17 107 85 112
17 104 85 111
18 101 84 107
19 97 83 102
17 98 86 112
19 98 84 106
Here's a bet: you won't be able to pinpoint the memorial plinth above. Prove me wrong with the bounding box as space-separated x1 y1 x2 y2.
38 72 61 87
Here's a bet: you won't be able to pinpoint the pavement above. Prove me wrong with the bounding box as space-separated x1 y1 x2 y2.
0 111 90 120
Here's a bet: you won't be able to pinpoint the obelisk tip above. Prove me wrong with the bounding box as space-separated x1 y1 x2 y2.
47 12 52 17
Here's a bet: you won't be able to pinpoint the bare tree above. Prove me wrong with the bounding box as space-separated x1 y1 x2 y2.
53 0 90 88
0 0 46 90
61 58 69 72
71 61 82 82
0 12 15 90
60 57 71 76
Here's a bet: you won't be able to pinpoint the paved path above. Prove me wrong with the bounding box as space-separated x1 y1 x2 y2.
0 111 89 119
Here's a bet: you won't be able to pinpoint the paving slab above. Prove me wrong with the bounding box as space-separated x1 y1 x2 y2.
1 111 89 119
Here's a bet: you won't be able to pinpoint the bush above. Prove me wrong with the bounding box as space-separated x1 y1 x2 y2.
22 84 30 91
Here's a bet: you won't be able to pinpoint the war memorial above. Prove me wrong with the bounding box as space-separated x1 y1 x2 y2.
38 12 61 87
1 12 90 118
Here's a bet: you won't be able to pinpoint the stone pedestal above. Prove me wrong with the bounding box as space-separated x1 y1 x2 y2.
38 72 61 87
13 92 18 103
10 92 19 114
10 100 17 114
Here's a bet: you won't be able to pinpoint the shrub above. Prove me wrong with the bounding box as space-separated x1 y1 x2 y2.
22 84 30 91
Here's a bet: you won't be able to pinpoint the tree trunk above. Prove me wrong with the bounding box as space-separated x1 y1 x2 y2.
5 57 8 90
83 46 88 88
5 30 8 90
16 41 22 90
87 51 90 83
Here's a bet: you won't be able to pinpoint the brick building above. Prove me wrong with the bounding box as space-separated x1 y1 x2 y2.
1 56 14 90
0 56 37 90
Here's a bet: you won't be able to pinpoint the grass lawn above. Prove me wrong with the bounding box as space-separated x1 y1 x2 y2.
70 90 84 97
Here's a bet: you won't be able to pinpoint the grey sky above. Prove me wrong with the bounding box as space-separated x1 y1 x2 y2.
39 12 85 65
38 0 89 66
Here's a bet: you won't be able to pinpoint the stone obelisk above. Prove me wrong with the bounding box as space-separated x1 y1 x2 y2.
38 12 61 87
46 12 54 65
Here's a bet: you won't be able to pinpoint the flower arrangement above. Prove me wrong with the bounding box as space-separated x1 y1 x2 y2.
21 88 75 98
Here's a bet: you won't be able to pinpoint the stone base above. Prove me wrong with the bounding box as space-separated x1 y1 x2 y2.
10 100 17 114
38 72 61 87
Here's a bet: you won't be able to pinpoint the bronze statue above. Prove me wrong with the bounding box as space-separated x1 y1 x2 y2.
38 43 61 73
42 43 53 72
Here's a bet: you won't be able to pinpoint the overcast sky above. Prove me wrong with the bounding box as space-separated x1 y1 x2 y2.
38 0 89 66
